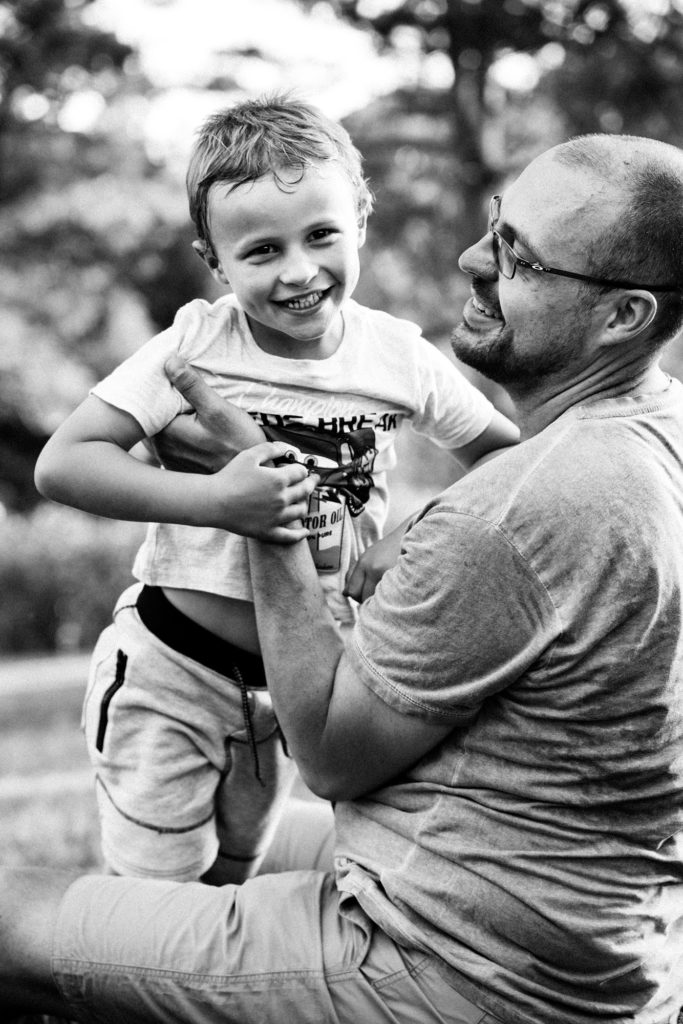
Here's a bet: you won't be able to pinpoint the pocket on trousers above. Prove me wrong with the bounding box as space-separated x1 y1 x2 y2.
94 649 128 753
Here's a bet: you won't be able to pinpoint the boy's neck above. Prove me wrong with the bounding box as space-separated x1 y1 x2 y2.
246 311 346 361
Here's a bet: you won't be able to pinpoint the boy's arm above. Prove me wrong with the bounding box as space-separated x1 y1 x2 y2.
35 393 314 542
448 406 519 469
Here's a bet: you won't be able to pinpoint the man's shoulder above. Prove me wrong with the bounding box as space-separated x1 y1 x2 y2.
428 400 681 541
427 415 626 529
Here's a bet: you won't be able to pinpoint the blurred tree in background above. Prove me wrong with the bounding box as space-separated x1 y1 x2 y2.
0 0 205 514
321 0 683 336
0 0 129 201
2 0 683 651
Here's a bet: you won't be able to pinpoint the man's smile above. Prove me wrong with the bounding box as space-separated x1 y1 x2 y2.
471 292 503 320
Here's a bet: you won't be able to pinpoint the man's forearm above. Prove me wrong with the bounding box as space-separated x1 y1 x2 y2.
247 537 345 789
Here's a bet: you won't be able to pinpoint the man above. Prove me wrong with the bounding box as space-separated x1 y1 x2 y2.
3 133 683 1024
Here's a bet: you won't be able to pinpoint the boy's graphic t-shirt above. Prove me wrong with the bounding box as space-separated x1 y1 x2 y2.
261 418 378 573
92 294 494 624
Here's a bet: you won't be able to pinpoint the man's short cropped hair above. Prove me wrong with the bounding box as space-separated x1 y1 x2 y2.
187 93 373 249
554 134 683 345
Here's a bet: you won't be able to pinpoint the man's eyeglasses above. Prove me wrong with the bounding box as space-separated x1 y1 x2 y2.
488 195 680 293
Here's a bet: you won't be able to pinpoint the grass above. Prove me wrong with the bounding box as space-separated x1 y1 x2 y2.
0 659 99 1023
0 787 101 871
0 656 104 873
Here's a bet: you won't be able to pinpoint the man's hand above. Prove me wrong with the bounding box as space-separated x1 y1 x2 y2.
150 356 267 473
154 357 316 542
343 518 410 603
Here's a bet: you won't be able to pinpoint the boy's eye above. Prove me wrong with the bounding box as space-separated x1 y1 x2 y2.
245 244 278 259
309 228 338 243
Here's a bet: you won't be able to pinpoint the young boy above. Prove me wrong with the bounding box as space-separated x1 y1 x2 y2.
35 95 518 884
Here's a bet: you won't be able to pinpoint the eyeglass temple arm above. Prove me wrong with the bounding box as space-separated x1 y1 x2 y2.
529 261 680 291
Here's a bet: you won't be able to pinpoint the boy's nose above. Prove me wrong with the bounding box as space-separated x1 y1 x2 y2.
459 232 498 282
279 250 318 287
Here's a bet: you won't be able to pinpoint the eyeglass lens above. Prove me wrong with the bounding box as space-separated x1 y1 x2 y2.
488 197 516 280
488 195 500 232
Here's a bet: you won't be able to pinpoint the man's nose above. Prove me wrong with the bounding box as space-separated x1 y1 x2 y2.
280 249 318 286
459 232 497 281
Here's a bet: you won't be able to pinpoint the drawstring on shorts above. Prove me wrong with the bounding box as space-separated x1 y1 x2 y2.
231 660 264 786
135 585 269 784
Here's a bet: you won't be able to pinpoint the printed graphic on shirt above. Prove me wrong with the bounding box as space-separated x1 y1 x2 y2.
245 398 401 437
305 490 347 572
262 421 377 572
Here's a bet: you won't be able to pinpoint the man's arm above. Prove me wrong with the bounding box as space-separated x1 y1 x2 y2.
159 361 453 799
148 355 271 473
159 367 551 803
248 537 452 800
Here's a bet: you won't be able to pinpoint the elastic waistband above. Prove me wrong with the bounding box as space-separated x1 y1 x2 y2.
136 585 267 689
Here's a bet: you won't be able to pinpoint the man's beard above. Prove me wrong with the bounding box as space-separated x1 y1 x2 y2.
451 317 579 389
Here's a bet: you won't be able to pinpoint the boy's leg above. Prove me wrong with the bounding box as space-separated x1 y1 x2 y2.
84 584 295 883
83 591 222 880
0 868 78 1019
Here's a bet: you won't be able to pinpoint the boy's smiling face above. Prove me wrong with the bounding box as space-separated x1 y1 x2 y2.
201 162 366 359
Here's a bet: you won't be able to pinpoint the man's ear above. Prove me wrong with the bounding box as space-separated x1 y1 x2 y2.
604 290 657 343
191 240 229 284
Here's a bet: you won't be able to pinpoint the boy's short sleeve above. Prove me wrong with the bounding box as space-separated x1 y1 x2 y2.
91 304 200 436
409 342 495 450
348 505 559 721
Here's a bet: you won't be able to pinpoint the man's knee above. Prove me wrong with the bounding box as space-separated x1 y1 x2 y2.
0 868 77 1007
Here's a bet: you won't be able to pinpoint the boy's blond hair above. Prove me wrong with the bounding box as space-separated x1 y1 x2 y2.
187 93 373 251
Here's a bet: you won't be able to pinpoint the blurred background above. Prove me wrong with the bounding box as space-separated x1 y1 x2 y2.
2 0 683 870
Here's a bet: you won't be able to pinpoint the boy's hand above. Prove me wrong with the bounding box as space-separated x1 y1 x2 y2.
206 443 317 543
151 356 266 473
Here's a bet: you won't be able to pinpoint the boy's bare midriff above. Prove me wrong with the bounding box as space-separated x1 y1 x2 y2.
162 587 261 655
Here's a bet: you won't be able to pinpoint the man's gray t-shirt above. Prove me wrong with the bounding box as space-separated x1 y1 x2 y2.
336 380 683 1024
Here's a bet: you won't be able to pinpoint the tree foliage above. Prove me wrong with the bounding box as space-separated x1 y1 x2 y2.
0 0 132 198
3 0 683 515
306 0 683 393
2 0 683 652
0 0 208 509
310 0 683 238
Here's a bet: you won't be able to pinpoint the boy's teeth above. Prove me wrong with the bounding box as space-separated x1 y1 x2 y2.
284 291 323 310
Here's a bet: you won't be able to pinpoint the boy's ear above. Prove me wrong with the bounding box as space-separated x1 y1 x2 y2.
357 212 368 249
192 240 229 284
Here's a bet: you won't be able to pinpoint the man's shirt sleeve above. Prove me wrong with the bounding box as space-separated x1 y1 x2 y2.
348 505 561 723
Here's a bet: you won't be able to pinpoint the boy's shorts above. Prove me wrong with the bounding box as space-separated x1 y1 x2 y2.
52 867 502 1024
82 583 297 882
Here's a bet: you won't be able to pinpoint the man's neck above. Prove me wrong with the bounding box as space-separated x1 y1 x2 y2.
511 360 668 440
